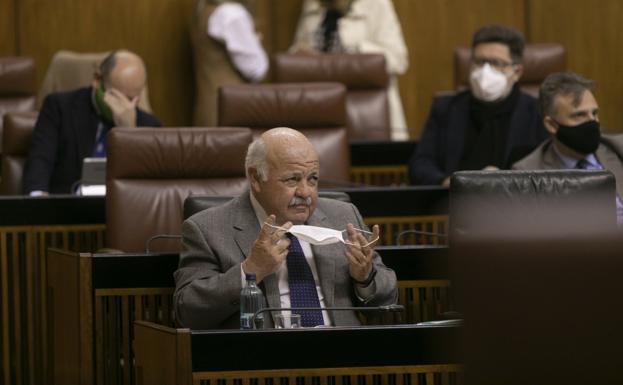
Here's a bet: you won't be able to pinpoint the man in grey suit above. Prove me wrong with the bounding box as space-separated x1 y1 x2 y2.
174 127 397 329
513 72 623 223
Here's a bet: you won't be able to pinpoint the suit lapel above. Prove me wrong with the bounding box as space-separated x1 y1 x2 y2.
597 142 623 197
541 140 564 169
73 87 100 159
232 193 281 309
307 206 338 308
505 93 527 160
446 94 469 172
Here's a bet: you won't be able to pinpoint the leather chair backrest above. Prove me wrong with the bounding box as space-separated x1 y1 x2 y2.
0 57 36 151
274 54 390 141
450 170 616 241
218 82 350 188
106 127 253 252
454 43 566 97
183 190 351 220
38 50 152 112
0 111 38 195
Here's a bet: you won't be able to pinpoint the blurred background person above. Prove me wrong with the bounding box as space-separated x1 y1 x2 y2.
22 50 160 196
408 24 547 186
513 72 623 224
191 0 268 126
290 0 409 141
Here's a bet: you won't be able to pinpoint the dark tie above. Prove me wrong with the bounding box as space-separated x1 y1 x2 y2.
575 159 590 169
286 234 324 327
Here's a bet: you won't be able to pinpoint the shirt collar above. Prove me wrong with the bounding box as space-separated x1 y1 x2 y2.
552 141 600 169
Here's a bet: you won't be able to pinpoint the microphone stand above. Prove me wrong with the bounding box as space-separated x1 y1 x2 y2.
251 305 405 329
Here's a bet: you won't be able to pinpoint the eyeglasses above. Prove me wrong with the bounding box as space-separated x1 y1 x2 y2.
471 57 516 70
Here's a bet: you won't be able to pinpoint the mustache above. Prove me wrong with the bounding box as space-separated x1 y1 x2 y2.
288 196 312 207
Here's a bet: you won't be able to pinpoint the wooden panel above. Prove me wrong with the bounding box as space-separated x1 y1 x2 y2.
193 365 463 385
0 0 16 55
364 215 448 246
17 0 195 126
528 0 623 133
259 0 303 56
394 0 526 139
0 225 105 385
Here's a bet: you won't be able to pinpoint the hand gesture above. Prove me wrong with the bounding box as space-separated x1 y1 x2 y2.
242 215 292 282
344 223 380 283
104 88 138 127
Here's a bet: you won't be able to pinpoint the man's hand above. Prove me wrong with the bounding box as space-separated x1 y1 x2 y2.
344 223 380 283
242 215 292 282
104 88 138 127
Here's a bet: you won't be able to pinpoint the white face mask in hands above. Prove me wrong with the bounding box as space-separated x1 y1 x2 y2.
265 223 379 248
469 63 513 102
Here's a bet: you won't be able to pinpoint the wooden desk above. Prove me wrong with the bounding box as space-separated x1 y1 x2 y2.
343 186 448 246
349 140 416 186
134 321 462 385
46 246 451 385
0 195 105 385
2 188 447 384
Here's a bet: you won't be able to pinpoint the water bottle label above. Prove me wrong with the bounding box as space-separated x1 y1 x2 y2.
240 313 254 329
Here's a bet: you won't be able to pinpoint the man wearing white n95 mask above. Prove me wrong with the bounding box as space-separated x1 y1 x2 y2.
409 24 547 187
174 127 397 329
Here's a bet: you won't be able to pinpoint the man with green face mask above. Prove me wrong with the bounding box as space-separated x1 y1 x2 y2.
513 72 623 225
23 50 161 195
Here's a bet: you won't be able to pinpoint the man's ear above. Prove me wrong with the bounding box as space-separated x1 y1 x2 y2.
249 168 262 192
543 116 558 136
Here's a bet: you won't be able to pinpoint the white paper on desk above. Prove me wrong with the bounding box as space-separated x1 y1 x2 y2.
79 185 106 196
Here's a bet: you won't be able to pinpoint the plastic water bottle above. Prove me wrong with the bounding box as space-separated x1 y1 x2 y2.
240 273 265 329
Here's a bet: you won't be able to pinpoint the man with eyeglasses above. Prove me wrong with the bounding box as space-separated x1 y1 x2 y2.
409 24 547 186
513 72 623 225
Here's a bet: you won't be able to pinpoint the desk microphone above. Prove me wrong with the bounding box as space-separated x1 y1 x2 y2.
145 234 183 253
251 304 405 328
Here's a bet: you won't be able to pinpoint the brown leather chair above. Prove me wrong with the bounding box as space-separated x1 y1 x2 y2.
0 57 36 153
454 43 566 97
218 82 350 187
106 127 252 252
274 54 390 141
0 111 38 195
38 50 153 112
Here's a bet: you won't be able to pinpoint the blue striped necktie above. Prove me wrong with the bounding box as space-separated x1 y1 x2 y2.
286 234 324 327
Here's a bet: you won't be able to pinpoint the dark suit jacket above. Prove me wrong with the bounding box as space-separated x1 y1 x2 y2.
173 192 398 330
23 87 161 194
409 90 547 185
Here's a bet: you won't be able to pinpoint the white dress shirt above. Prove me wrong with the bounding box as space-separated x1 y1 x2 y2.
207 2 268 82
245 193 332 325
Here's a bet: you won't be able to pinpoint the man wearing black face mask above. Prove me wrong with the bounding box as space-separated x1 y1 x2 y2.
513 72 623 224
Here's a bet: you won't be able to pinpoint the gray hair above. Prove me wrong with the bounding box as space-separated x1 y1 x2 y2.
539 72 594 117
245 137 269 181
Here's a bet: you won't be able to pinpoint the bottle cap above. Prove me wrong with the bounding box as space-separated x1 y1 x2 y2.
245 273 257 281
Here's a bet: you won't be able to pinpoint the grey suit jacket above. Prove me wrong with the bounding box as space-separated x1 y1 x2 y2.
173 192 398 330
512 134 623 197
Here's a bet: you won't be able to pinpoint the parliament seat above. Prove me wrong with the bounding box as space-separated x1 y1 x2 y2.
450 169 616 241
0 111 38 195
454 43 566 97
106 127 252 252
38 50 153 112
219 82 350 188
273 54 390 141
0 56 36 158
